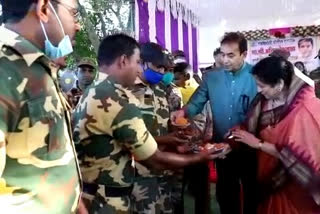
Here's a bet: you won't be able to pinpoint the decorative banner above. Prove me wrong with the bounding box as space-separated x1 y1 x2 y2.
155 1 165 47
183 21 189 63
137 0 150 43
136 0 200 72
248 36 320 72
239 25 320 41
269 27 291 36
192 26 198 72
292 25 320 37
238 29 270 41
170 11 179 52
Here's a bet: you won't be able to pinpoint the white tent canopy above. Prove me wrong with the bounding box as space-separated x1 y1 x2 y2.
197 0 320 66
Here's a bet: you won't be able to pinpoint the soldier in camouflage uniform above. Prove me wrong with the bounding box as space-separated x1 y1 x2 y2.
166 83 183 113
130 43 189 214
73 34 227 214
0 0 83 213
66 58 97 108
162 51 183 113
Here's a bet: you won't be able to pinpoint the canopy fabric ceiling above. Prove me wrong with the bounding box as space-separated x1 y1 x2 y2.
197 0 320 30
196 0 320 67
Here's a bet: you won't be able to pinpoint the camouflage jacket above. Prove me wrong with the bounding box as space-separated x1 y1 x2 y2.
130 79 170 178
0 27 81 214
166 83 183 112
131 78 170 136
73 73 158 187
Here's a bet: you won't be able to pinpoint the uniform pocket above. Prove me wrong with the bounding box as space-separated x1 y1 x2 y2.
27 97 60 125
26 97 64 160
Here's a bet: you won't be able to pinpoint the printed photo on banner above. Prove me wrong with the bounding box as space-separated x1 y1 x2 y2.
248 36 320 73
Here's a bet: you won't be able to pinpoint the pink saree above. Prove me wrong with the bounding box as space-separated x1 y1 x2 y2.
246 75 320 214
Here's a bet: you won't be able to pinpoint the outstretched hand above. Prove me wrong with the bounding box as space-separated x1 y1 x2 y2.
232 129 260 149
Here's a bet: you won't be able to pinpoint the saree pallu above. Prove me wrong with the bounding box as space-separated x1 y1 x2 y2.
246 77 320 214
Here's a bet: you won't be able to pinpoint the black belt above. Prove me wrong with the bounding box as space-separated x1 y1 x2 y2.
83 182 133 197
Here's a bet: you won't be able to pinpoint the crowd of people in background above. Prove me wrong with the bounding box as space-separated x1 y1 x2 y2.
1 1 320 214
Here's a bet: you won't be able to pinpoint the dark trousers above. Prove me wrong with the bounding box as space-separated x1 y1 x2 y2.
183 163 209 214
215 145 258 214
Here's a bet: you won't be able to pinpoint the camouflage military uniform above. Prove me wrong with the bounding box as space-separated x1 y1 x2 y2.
0 27 81 214
166 83 183 112
73 73 158 214
65 58 97 109
130 78 173 214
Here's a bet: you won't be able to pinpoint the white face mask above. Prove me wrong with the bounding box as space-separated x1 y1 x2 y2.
40 2 73 59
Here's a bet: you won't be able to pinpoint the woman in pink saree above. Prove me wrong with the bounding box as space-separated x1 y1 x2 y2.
232 56 320 214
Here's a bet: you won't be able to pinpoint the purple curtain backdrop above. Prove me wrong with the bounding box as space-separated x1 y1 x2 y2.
182 21 189 63
138 0 149 43
155 10 165 48
170 14 179 52
192 26 198 72
136 0 198 69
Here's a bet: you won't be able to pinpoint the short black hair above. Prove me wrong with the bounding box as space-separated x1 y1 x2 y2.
172 50 186 58
140 42 166 66
252 56 294 87
98 34 140 67
213 48 222 56
1 0 36 23
221 32 248 54
298 38 314 48
294 61 305 69
174 62 190 75
294 61 307 74
163 50 174 69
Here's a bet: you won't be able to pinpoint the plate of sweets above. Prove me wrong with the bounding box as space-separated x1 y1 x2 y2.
201 143 228 155
172 117 190 129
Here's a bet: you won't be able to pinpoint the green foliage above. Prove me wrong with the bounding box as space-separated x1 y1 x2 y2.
67 26 97 68
67 0 134 68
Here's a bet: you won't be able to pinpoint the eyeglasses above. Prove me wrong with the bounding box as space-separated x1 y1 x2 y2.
51 0 80 23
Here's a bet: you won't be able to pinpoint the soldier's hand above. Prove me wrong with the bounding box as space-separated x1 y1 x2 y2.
155 133 189 146
176 145 189 153
170 109 185 123
200 143 232 161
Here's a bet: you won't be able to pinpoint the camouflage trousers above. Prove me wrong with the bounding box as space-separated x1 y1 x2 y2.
131 177 173 214
82 185 133 214
170 177 183 214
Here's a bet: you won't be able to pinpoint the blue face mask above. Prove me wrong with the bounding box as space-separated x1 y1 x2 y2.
162 72 174 86
40 3 73 59
143 68 164 85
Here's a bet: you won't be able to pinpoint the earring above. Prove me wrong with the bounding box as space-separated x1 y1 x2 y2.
277 86 281 92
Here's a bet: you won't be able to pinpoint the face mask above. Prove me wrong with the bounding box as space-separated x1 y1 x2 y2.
162 72 174 86
40 3 73 59
143 68 164 85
